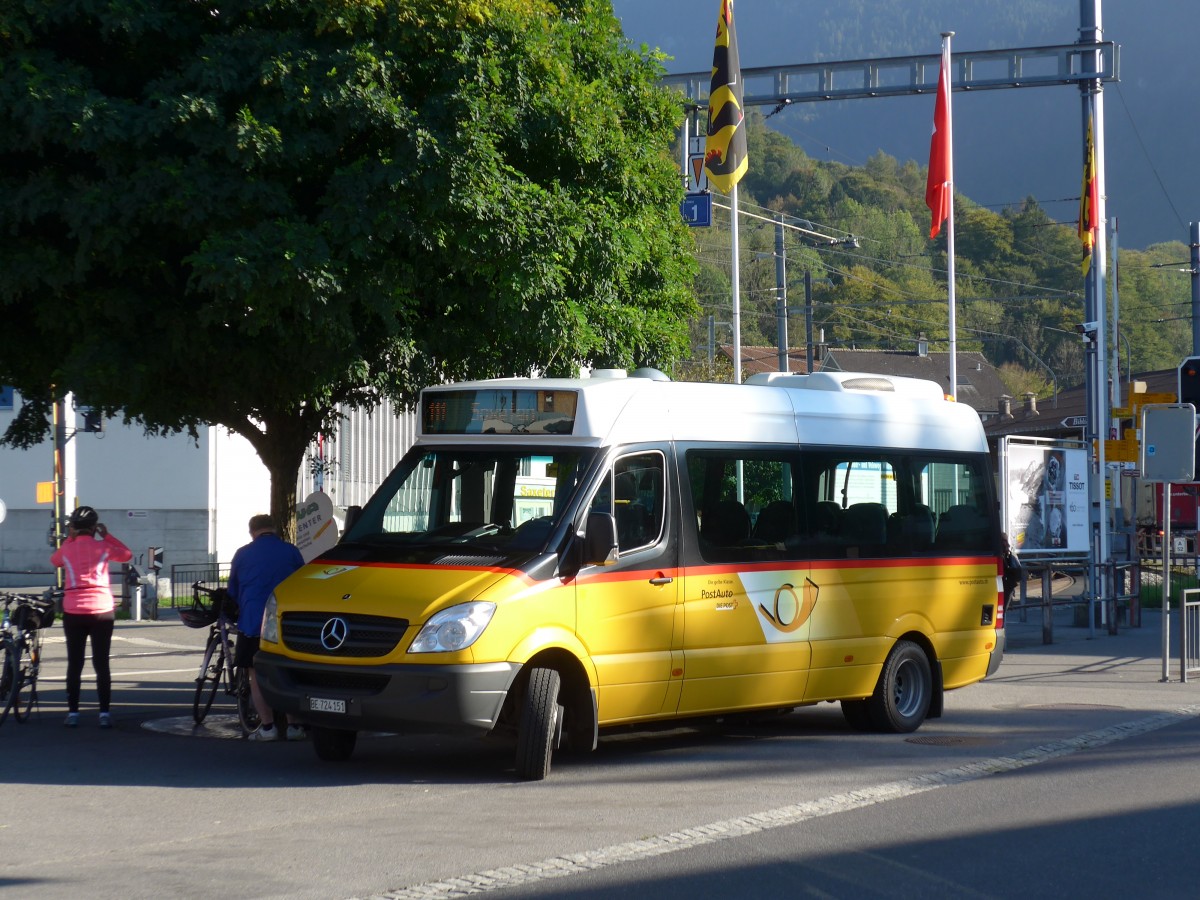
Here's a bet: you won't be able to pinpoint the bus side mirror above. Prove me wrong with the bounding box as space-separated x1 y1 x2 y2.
583 511 619 567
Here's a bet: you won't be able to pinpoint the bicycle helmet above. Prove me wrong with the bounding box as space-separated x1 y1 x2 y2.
179 603 218 629
68 505 99 530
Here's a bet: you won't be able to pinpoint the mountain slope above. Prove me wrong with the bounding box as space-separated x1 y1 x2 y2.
614 0 1196 249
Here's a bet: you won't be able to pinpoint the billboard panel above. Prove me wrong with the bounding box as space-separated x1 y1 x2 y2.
1003 440 1088 555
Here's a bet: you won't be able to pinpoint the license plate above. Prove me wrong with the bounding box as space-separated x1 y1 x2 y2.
309 697 346 714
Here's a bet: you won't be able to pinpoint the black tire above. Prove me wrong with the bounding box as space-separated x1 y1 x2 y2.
866 640 932 734
515 667 563 781
0 637 18 727
841 698 874 731
236 668 260 734
11 641 36 723
311 726 357 761
192 633 223 725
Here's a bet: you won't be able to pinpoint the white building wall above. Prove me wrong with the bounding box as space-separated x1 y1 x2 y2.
1 390 416 588
209 426 273 564
0 393 269 587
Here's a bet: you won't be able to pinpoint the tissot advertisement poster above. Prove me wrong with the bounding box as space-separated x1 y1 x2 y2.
1004 442 1088 554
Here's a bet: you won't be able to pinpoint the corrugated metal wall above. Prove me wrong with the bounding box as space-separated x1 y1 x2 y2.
296 399 418 511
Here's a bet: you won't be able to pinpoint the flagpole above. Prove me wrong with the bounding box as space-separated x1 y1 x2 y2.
702 0 748 385
942 32 957 401
731 182 742 385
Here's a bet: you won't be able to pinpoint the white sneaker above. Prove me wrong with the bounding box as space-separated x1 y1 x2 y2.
286 725 307 741
247 724 279 742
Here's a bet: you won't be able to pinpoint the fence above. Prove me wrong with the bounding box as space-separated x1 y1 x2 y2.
1139 548 1200 682
1183 589 1200 682
169 562 230 608
1008 557 1141 644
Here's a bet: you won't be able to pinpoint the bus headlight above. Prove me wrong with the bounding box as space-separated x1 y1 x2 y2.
409 602 496 653
261 593 279 644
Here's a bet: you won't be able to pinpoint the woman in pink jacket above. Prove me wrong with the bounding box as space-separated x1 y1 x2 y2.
50 506 132 728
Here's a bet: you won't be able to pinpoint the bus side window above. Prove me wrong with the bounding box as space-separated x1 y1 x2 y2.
611 452 666 554
919 457 994 553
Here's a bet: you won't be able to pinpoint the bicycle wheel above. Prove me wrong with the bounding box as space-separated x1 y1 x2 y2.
192 632 223 725
236 667 261 734
11 637 38 723
0 636 18 727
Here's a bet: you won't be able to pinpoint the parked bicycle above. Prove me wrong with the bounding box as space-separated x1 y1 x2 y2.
0 589 58 727
181 581 260 734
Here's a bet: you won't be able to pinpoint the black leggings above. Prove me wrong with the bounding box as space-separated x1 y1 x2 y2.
62 612 116 713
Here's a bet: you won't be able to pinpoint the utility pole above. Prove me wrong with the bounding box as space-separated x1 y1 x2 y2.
52 393 76 566
1081 0 1109 634
804 270 814 373
774 219 788 372
1191 221 1200 353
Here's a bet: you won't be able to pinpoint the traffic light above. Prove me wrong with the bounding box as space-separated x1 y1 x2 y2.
80 407 104 433
1178 357 1200 482
1180 357 1200 408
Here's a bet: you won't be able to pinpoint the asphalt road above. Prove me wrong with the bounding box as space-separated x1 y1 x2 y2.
2 601 1198 900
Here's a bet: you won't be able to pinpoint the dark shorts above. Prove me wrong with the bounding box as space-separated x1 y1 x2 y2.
234 633 261 669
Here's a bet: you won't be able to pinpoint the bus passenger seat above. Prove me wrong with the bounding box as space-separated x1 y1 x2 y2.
902 504 936 553
702 499 751 547
753 500 796 544
812 501 842 538
936 504 988 551
843 502 888 556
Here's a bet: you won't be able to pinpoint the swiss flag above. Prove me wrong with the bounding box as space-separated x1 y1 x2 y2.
925 48 951 239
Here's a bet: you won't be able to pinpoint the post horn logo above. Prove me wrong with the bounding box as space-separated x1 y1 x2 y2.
759 578 819 633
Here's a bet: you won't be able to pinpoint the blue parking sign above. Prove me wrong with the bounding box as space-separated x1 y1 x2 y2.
680 194 712 228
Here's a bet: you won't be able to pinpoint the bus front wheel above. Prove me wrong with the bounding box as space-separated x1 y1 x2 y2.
515 667 563 781
867 640 932 733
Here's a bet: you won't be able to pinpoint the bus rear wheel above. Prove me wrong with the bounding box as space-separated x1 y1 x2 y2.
867 640 932 733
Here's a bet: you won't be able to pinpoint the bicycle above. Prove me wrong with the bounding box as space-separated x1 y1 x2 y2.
0 589 58 727
180 582 260 734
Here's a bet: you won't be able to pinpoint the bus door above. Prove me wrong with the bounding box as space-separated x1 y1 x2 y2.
677 450 814 715
575 450 679 723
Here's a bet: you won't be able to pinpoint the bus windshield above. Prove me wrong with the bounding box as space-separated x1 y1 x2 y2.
341 447 595 554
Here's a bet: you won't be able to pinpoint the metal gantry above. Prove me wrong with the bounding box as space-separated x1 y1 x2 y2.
661 42 1118 110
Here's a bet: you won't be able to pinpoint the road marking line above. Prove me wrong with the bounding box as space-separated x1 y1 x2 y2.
360 705 1200 900
39 668 200 682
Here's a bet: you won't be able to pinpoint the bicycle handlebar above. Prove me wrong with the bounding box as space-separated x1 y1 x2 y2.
1 588 58 607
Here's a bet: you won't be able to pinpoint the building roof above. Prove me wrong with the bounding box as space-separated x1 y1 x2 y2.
726 345 809 377
983 369 1179 441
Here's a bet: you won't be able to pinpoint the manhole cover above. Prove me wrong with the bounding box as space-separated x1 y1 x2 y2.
1024 703 1124 712
905 735 993 747
142 714 246 739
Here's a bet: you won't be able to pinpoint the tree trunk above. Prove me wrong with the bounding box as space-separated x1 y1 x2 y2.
269 462 301 545
248 415 312 547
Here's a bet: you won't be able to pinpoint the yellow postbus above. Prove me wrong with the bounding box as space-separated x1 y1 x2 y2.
255 369 1005 779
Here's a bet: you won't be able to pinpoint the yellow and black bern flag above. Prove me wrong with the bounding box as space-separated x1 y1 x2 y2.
704 0 748 194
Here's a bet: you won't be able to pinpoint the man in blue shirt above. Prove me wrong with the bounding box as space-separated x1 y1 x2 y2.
229 514 305 741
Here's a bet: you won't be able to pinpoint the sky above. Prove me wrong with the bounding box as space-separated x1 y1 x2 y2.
611 0 1198 251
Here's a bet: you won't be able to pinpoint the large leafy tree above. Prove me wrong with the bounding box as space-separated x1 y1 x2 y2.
0 0 696 536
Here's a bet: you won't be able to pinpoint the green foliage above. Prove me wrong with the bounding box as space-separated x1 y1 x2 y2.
688 113 1188 398
0 0 696 530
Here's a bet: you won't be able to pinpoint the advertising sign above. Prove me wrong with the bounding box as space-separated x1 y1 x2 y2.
1003 440 1088 555
295 492 340 563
